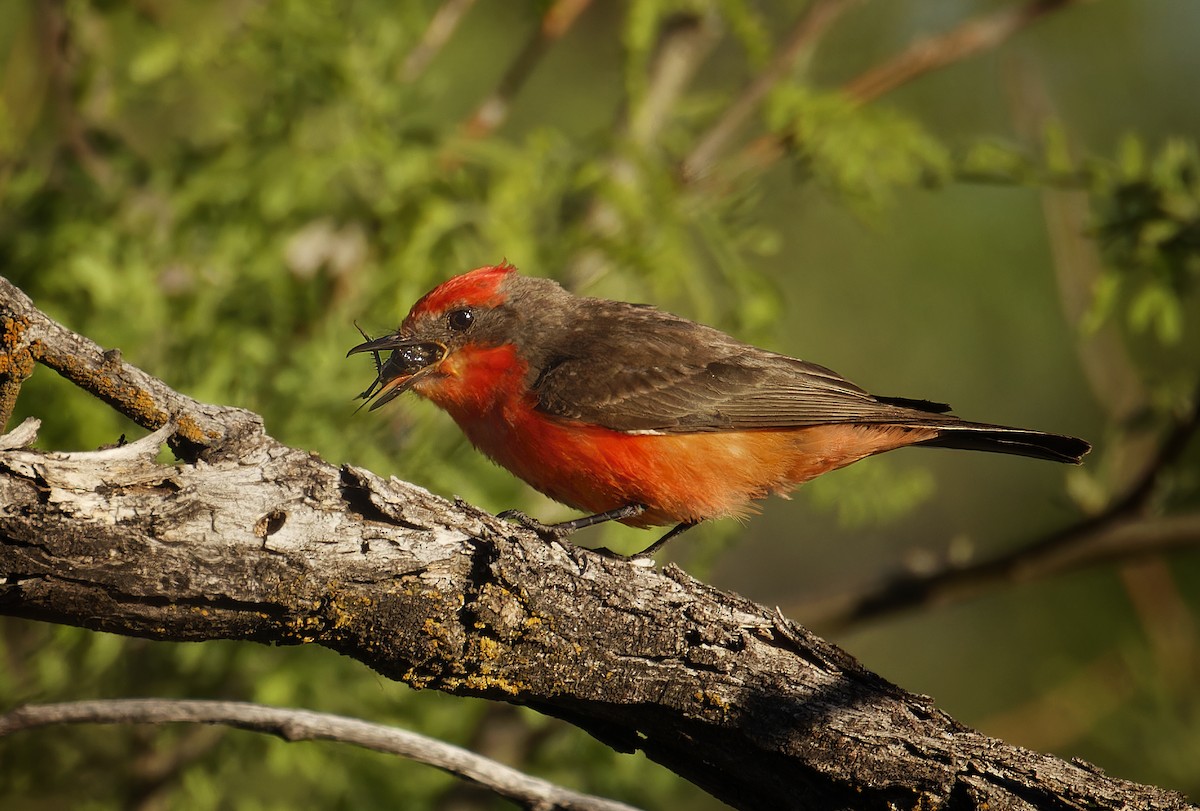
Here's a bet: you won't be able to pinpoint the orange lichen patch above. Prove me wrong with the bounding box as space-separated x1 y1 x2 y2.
128 387 166 423
2 315 29 348
0 346 35 377
323 591 374 631
40 346 172 429
0 317 35 378
0 318 36 425
694 689 731 715
175 413 216 444
476 635 503 660
440 673 523 696
283 612 324 644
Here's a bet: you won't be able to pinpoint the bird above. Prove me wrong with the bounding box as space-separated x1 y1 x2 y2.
348 262 1090 556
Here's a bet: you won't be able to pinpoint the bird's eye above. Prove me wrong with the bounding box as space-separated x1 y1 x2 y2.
446 308 474 332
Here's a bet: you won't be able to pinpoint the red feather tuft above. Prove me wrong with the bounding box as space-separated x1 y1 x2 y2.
408 263 516 320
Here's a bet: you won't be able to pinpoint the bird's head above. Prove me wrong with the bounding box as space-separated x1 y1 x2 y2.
348 263 568 412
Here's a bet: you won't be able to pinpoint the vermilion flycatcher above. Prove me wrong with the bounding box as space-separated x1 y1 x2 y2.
349 263 1090 555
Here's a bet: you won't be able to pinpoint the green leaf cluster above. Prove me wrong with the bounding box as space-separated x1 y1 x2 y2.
1090 137 1200 345
766 85 953 211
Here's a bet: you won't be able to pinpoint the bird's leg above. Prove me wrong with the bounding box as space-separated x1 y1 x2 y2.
499 505 696 561
555 503 648 532
632 521 697 558
498 503 647 541
589 520 698 560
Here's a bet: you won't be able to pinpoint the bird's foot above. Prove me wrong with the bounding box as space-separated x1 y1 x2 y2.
497 505 686 568
497 509 573 542
590 520 699 561
585 544 657 567
497 503 648 542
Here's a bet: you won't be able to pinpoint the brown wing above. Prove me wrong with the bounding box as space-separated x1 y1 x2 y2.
530 299 951 433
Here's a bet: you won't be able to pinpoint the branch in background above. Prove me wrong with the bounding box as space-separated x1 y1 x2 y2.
732 0 1090 177
1039 162 1149 423
625 12 722 150
402 0 478 82
0 700 642 811
1006 58 1199 693
680 0 860 182
801 386 1200 630
1005 55 1158 479
38 2 113 188
843 0 1090 104
566 12 720 289
462 0 594 138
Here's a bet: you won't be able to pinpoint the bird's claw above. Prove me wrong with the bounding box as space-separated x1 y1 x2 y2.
497 509 574 542
496 504 668 566
586 545 658 566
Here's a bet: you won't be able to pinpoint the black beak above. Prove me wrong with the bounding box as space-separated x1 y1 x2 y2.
347 332 447 411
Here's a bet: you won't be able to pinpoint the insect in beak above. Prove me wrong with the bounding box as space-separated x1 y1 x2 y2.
347 330 447 411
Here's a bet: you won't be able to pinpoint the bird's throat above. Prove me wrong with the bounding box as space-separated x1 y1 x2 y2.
413 342 530 422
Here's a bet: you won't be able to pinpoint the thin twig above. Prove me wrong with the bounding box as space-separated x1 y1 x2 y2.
802 385 1200 630
843 0 1091 104
402 0 478 82
681 0 859 182
565 12 720 289
1005 56 1156 480
730 0 1089 177
462 0 594 138
627 12 722 149
0 699 643 811
38 1 113 187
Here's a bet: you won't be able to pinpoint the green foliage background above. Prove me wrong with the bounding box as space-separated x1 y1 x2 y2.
2 1 1198 808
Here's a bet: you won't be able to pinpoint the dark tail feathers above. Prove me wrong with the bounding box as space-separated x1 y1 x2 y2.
917 422 1091 464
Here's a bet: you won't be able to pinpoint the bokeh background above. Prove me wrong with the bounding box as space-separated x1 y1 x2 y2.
2 1 1198 808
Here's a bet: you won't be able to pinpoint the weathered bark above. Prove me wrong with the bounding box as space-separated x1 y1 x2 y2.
0 275 1194 811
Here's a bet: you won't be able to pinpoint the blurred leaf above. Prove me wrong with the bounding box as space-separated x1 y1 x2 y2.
766 86 952 211
958 138 1036 184
1128 281 1184 343
1087 136 1200 345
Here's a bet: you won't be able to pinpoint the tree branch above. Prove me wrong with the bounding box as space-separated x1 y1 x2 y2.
462 0 594 138
730 0 1090 179
0 699 641 811
402 0 479 83
1 276 1194 810
0 276 259 461
680 0 860 182
566 12 720 289
842 0 1092 104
